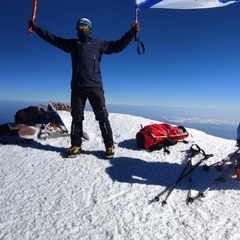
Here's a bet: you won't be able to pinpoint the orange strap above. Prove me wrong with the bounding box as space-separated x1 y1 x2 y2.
150 132 189 141
28 0 37 36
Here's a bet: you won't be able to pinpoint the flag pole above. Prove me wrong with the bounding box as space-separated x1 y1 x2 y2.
28 0 37 36
135 7 139 41
134 6 145 55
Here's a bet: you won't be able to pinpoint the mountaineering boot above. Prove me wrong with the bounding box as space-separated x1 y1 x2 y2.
67 146 82 158
105 145 115 160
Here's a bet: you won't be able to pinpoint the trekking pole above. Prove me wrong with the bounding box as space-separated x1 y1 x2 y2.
190 149 240 202
187 156 194 204
161 144 209 205
148 144 212 205
147 157 191 204
187 144 208 204
162 152 213 205
202 156 230 172
159 158 192 205
202 148 240 172
187 144 205 204
148 144 199 204
198 160 237 198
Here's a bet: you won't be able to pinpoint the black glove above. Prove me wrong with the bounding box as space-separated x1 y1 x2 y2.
29 20 37 31
130 22 140 34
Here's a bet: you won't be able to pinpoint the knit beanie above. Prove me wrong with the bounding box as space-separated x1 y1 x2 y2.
76 17 93 30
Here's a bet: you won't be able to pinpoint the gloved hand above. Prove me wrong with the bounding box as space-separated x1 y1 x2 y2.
131 22 140 34
28 20 37 31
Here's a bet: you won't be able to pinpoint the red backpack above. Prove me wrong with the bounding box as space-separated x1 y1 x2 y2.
136 123 189 153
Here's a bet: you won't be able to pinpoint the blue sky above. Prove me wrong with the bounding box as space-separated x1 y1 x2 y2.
0 0 240 112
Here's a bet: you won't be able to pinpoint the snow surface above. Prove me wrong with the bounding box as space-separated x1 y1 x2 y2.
1 111 240 240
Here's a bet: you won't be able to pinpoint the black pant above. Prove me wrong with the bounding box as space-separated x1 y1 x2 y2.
70 87 113 148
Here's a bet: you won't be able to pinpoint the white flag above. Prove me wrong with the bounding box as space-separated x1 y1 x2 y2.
136 0 239 9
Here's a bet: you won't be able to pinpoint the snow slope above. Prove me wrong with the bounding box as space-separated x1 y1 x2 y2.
0 111 239 240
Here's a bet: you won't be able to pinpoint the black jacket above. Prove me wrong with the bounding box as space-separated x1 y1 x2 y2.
35 27 134 89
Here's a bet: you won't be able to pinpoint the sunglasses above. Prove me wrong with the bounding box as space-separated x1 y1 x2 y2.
78 24 90 30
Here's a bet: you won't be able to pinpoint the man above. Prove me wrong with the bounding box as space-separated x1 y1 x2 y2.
237 123 240 147
29 17 140 159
